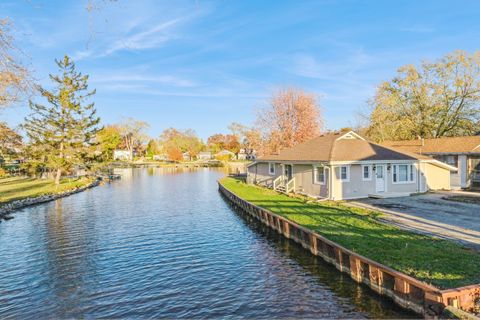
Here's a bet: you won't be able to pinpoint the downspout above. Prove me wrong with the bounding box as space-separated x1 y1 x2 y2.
329 165 334 200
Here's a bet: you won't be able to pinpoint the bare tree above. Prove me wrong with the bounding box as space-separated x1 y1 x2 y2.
0 19 32 108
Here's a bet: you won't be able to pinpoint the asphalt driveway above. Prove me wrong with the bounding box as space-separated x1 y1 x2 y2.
349 191 480 250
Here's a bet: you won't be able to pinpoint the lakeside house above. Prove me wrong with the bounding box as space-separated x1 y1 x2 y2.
215 149 235 160
246 131 456 200
198 151 213 160
113 149 133 161
382 136 480 190
153 154 168 161
183 152 192 161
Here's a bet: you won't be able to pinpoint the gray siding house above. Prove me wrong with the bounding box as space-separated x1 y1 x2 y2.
247 131 456 200
383 136 480 190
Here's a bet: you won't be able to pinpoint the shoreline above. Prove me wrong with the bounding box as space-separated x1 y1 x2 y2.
0 178 101 221
218 178 480 317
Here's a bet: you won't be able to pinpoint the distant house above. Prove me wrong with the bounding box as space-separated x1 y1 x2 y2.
247 131 456 200
382 136 480 190
153 154 168 161
215 150 235 160
113 149 132 161
183 152 192 161
237 148 256 161
237 149 247 160
198 151 213 160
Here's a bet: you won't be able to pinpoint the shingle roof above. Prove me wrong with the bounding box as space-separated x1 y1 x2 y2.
258 131 429 162
382 136 480 154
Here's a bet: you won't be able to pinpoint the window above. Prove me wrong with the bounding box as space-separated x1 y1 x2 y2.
268 162 275 175
313 166 325 184
392 164 415 183
362 165 372 181
433 155 458 167
338 165 350 181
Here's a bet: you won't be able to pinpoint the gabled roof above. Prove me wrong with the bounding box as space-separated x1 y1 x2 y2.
258 131 429 162
382 136 480 154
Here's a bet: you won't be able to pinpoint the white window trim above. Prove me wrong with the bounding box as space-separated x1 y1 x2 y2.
362 165 372 181
268 162 275 175
313 165 325 185
339 165 350 182
392 164 416 184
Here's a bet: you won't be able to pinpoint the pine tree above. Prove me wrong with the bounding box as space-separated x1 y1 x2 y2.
24 55 101 185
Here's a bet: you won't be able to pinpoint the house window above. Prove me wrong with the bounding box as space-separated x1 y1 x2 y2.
362 165 372 181
268 162 275 175
338 165 350 181
392 164 415 183
313 166 325 184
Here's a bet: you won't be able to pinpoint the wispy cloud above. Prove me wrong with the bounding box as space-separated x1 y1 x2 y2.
72 16 186 61
101 18 183 56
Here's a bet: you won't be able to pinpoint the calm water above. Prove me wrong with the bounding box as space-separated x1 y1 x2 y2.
0 168 418 319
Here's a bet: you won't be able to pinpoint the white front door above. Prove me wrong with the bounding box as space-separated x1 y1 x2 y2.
375 165 385 193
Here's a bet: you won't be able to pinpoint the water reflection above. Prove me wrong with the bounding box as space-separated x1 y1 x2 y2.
0 168 418 319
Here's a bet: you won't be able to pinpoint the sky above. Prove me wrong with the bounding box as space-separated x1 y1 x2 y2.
1 0 480 140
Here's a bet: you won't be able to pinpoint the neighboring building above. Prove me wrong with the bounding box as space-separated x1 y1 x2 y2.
153 154 168 161
198 151 213 160
183 152 192 161
382 136 480 190
215 150 235 160
236 148 256 160
237 149 248 160
113 149 133 161
247 131 456 200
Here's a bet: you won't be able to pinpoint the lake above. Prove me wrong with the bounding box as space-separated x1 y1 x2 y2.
0 168 417 318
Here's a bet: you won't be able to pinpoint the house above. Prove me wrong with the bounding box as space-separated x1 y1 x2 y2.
236 148 256 161
198 151 213 160
153 154 168 161
246 131 456 200
183 152 192 161
237 149 248 160
215 149 235 160
113 149 132 161
382 136 480 190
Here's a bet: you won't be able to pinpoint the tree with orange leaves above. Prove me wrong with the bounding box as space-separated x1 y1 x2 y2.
256 87 323 155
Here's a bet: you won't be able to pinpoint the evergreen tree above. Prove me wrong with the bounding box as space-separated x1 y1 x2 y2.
24 55 101 184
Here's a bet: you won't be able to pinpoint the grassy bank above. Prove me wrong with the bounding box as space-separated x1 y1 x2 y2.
0 176 94 205
220 177 480 289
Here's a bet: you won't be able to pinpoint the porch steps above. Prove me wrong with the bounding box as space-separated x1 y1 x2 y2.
368 192 411 199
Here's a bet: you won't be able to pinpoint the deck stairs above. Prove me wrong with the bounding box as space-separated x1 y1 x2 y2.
272 176 296 194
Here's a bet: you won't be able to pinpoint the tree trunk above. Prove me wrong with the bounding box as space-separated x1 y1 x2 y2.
55 168 61 185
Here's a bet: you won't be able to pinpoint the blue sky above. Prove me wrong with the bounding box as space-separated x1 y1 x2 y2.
1 0 480 140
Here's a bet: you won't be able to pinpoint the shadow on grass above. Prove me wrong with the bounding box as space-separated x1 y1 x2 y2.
222 177 480 289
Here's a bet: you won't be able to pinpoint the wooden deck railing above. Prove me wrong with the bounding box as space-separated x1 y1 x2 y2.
285 177 295 193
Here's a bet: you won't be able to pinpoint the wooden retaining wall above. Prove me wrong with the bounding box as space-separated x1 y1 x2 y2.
219 182 480 318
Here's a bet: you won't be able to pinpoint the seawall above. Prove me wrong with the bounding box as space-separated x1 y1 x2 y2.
218 182 480 318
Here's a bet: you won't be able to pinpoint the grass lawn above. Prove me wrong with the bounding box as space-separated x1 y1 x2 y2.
0 176 94 205
220 177 480 289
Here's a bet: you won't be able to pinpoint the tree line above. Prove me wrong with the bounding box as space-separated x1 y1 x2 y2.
1 14 479 181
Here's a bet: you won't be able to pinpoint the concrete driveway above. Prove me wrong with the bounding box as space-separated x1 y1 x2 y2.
348 191 480 250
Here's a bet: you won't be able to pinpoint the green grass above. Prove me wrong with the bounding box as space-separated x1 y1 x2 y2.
220 177 480 289
0 176 94 205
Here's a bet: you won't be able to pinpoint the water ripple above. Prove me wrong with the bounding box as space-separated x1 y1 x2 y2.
0 168 418 319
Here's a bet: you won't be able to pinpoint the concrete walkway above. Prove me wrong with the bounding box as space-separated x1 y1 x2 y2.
347 192 480 250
